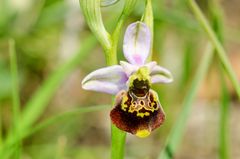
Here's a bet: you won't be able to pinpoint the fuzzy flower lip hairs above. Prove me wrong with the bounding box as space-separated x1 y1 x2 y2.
81 21 173 138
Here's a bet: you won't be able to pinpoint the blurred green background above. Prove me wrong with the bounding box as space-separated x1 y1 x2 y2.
0 0 240 159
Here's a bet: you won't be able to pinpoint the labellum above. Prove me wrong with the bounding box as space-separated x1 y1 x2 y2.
110 67 165 138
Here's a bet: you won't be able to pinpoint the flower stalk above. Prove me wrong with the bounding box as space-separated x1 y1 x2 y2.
143 0 154 60
82 21 172 158
80 0 172 159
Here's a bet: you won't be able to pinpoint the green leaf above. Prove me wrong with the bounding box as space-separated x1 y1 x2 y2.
0 105 109 159
29 105 110 138
219 67 230 159
79 0 111 51
209 1 230 158
143 0 153 60
9 39 21 159
158 44 214 159
188 0 240 99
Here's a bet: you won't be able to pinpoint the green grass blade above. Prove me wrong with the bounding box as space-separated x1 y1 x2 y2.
188 0 240 99
9 39 21 159
0 105 108 158
207 2 230 158
219 70 230 159
0 35 97 159
158 43 214 159
153 6 200 32
20 35 96 132
180 40 196 89
29 105 110 136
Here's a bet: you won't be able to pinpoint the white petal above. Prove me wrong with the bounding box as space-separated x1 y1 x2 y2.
144 61 157 71
82 81 126 94
150 65 173 84
81 65 128 94
151 75 173 84
120 61 138 77
123 22 151 65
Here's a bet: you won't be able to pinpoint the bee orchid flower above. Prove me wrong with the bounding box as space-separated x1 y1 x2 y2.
81 22 173 138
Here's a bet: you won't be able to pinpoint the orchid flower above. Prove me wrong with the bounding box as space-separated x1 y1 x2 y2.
82 22 173 138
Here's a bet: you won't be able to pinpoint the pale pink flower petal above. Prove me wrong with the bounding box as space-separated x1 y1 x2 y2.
150 65 173 84
123 22 151 65
81 65 128 94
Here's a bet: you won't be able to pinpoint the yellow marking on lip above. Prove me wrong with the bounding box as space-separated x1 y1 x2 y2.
121 95 129 111
137 112 150 118
121 105 127 111
136 129 150 138
128 108 135 113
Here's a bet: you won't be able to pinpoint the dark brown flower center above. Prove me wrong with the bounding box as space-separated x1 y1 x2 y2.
129 79 150 97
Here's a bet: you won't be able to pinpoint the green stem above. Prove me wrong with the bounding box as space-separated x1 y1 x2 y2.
106 50 126 159
219 66 230 159
9 39 21 159
143 0 154 61
79 0 112 53
188 0 240 99
105 48 117 66
109 1 137 159
158 44 214 159
111 125 127 159
207 1 230 158
109 14 126 159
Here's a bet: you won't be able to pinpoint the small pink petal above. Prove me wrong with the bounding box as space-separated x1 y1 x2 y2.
133 54 142 64
144 61 157 71
151 75 173 84
120 61 138 77
123 22 151 65
150 65 173 84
